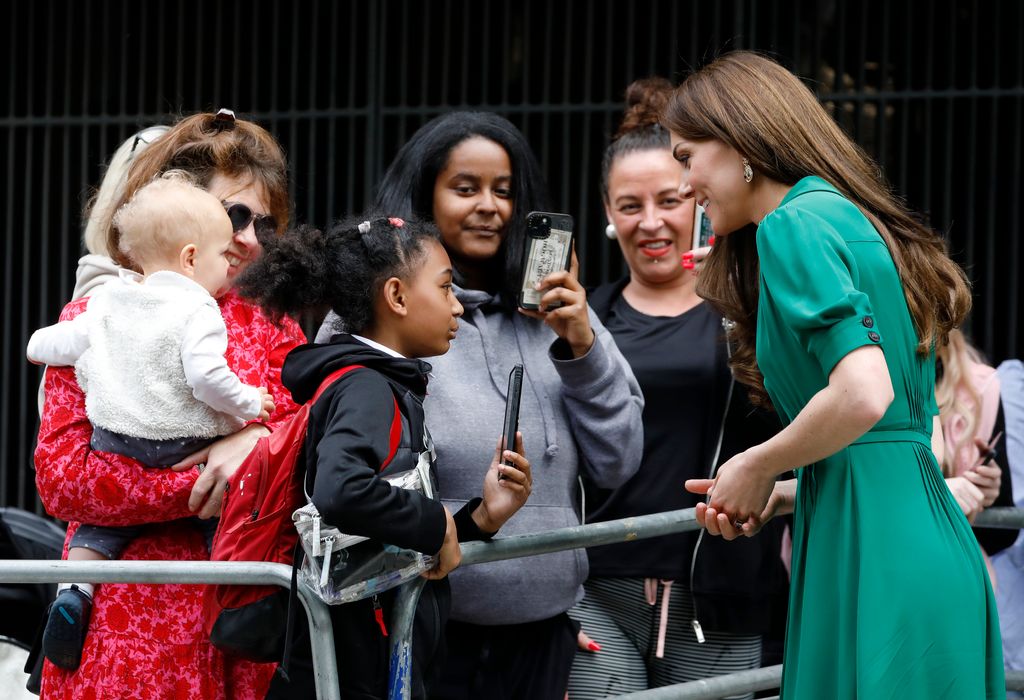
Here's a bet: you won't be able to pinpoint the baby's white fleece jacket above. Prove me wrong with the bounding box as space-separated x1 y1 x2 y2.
27 269 262 440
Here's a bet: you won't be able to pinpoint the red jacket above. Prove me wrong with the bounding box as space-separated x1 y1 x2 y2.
35 291 305 700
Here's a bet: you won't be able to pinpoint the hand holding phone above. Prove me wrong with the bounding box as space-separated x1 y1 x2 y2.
500 364 524 472
519 212 574 310
973 431 1003 466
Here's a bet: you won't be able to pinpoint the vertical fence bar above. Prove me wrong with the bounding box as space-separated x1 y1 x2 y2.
288 4 299 215
1009 1 1023 358
982 0 999 353
576 0 595 277
964 0 979 320
558 0 572 213
306 0 319 225
387 578 426 700
16 2 38 510
941 0 955 239
366 2 381 192
345 2 357 214
325 0 339 226
877 1 890 173
2 0 18 510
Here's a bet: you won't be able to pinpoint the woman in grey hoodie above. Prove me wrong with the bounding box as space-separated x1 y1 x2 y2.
319 112 644 699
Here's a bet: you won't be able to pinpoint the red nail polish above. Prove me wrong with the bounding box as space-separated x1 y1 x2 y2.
708 235 716 245
587 642 602 652
681 251 694 260
682 261 695 270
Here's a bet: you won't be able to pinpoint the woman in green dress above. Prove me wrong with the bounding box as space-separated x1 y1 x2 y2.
664 51 1004 698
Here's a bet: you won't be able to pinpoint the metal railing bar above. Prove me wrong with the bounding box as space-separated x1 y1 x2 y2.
3 503 1022 700
973 507 1024 529
459 508 700 566
0 560 341 700
614 664 782 700
8 85 1024 128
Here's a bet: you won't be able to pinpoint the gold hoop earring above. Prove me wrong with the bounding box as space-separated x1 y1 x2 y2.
742 158 754 184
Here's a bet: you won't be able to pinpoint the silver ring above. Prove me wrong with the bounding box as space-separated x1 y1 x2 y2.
732 520 745 529
196 463 206 474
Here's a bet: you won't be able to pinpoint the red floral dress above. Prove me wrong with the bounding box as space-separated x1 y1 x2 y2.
35 291 306 700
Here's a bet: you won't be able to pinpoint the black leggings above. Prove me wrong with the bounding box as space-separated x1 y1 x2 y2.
431 613 579 700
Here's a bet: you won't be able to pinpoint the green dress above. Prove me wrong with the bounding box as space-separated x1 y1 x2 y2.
755 176 1004 698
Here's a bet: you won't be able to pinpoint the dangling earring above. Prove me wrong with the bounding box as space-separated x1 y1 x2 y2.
742 158 754 184
605 223 617 240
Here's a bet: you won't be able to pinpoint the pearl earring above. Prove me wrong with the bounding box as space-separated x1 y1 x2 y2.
605 223 617 240
742 158 754 183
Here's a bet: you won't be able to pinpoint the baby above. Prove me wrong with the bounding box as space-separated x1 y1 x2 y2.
27 172 274 670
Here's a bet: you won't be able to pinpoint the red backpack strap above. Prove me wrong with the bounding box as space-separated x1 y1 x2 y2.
379 396 403 472
311 364 366 404
310 364 402 472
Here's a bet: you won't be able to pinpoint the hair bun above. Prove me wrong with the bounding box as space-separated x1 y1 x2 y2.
615 77 674 139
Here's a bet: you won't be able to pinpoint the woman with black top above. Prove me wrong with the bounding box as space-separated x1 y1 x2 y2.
567 79 787 698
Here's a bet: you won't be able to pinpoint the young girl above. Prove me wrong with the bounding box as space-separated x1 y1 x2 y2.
235 216 533 699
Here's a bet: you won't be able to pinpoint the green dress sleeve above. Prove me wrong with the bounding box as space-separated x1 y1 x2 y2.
757 205 883 376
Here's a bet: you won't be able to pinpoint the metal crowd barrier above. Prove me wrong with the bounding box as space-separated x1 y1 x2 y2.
390 506 1024 700
0 559 343 700
1 506 1021 700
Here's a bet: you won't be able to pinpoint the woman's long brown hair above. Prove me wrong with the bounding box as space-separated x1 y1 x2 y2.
106 111 290 270
662 51 971 407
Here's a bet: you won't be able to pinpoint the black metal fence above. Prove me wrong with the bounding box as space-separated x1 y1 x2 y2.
3 0 1022 512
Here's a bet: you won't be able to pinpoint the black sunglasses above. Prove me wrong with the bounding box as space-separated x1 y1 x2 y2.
223 202 277 235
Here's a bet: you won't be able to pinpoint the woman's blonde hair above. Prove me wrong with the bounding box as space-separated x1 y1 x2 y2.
83 125 170 256
935 329 985 477
662 51 971 406
107 111 289 270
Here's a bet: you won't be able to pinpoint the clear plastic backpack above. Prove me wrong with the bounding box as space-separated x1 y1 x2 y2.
293 437 437 605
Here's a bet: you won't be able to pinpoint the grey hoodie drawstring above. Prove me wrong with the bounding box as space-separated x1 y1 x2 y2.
466 292 560 458
512 312 559 456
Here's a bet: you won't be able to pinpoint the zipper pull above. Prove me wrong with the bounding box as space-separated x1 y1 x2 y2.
319 536 334 588
691 618 706 644
373 595 389 637
312 515 322 556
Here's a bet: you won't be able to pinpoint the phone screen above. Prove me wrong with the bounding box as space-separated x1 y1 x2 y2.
500 364 524 469
692 203 714 250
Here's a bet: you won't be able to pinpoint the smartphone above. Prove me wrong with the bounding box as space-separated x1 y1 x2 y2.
519 211 574 310
500 364 524 470
974 431 1003 466
692 202 714 250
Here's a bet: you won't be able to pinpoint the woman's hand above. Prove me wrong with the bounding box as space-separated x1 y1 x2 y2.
576 628 601 652
519 251 595 358
473 432 532 533
171 423 269 519
946 475 985 522
702 448 777 525
686 478 796 540
964 436 1003 507
422 506 462 580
